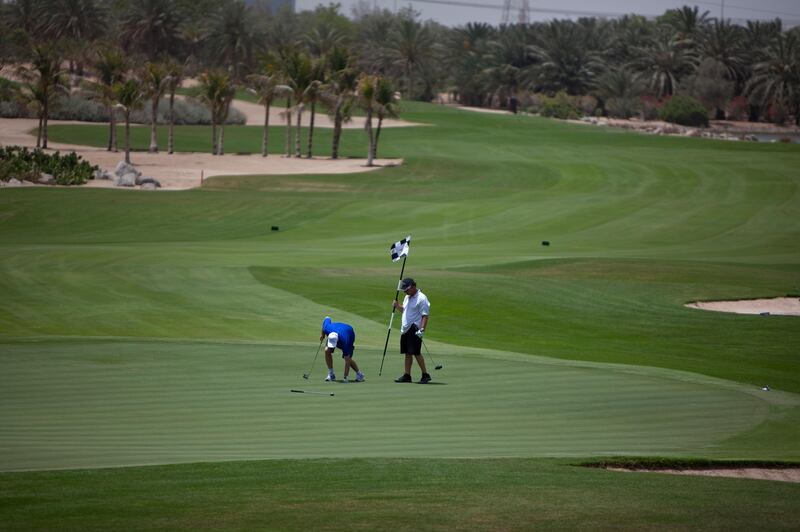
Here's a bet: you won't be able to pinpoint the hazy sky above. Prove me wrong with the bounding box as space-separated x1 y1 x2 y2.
294 0 800 28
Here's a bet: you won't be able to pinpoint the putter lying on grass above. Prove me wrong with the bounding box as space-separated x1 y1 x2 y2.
422 338 443 370
302 339 325 380
291 389 335 397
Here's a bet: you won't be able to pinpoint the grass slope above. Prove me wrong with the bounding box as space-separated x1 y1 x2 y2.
2 101 799 528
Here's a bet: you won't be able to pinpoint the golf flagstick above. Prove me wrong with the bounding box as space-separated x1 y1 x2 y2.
380 236 411 375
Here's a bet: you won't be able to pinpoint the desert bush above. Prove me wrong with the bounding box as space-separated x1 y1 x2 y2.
539 91 581 120
640 96 663 120
660 95 709 127
606 96 641 119
0 146 97 185
577 95 599 116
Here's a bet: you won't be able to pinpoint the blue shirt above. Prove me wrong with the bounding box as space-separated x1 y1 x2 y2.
322 317 355 355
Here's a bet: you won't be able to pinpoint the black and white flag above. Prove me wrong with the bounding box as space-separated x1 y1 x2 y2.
389 235 411 262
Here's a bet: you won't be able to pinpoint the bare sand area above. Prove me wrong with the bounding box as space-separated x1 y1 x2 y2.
609 467 800 483
686 297 800 316
0 116 403 190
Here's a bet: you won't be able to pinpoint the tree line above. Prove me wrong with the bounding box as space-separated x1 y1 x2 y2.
1 1 798 162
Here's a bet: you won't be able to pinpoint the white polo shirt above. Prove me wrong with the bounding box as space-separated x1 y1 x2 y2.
401 290 430 334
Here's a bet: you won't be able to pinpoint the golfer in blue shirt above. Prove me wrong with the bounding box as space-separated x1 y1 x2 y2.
321 316 365 383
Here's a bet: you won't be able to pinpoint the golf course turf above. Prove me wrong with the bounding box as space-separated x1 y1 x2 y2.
2 101 799 529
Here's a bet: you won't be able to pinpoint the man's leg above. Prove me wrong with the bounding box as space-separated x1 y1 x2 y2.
324 349 336 381
414 353 428 374
404 353 413 375
343 355 353 379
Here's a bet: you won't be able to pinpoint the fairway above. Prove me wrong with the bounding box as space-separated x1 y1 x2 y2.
2 99 799 528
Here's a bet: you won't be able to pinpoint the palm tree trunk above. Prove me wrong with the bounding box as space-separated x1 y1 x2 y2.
262 102 271 157
149 96 158 152
168 91 175 154
42 100 49 149
374 115 384 160
218 123 225 155
211 118 218 156
107 104 114 151
332 100 343 160
285 96 292 157
124 112 132 164
295 104 303 158
36 114 43 148
365 109 374 167
306 101 316 158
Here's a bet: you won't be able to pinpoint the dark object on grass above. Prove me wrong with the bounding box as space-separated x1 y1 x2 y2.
760 312 770 316
542 241 550 246
272 226 279 231
291 389 334 396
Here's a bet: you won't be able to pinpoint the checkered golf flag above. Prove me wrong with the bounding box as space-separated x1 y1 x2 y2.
389 235 411 262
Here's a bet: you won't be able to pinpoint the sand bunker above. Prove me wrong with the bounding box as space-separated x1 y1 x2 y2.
609 467 800 483
686 297 800 316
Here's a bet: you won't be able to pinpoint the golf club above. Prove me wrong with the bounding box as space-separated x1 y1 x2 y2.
302 339 325 380
291 389 335 397
421 338 443 370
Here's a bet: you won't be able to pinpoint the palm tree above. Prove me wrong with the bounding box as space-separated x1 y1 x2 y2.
195 70 234 155
373 76 399 159
746 32 800 125
164 59 184 155
442 22 494 106
305 23 348 59
659 5 710 42
216 80 236 156
483 24 533 109
16 43 67 149
322 46 358 159
87 47 127 152
113 78 145 164
282 51 316 158
630 31 697 98
698 20 749 91
205 1 258 81
39 0 106 74
385 10 435 100
592 67 644 118
305 59 326 159
247 66 288 157
119 0 181 61
530 20 604 96
141 62 169 153
357 74 377 167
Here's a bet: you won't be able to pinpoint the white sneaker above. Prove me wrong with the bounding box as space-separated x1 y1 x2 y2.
325 374 336 382
355 372 365 382
342 377 349 383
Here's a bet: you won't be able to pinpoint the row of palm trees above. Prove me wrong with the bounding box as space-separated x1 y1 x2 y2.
443 9 800 123
2 1 798 125
10 39 400 165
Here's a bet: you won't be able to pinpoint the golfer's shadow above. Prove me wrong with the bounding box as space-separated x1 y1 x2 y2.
417 381 447 385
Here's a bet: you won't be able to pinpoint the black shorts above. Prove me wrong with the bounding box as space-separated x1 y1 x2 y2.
400 326 422 355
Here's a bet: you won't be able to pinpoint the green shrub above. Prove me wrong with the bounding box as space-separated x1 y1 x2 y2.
659 95 709 127
0 146 98 185
539 91 581 120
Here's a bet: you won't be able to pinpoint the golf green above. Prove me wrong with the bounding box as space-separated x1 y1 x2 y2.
2 339 796 471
